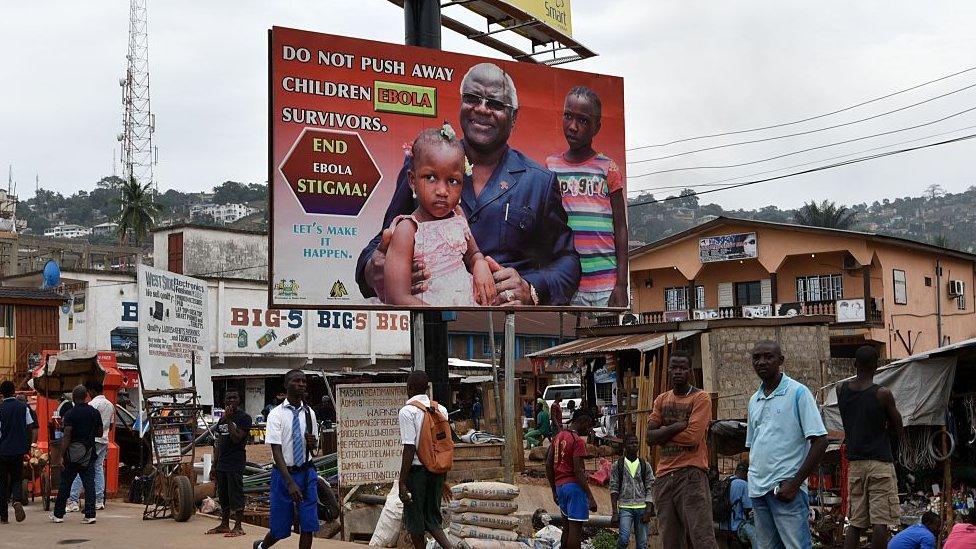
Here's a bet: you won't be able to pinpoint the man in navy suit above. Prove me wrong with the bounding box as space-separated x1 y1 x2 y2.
356 62 581 306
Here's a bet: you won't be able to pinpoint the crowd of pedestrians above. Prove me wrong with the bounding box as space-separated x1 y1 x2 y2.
536 340 950 549
0 338 966 549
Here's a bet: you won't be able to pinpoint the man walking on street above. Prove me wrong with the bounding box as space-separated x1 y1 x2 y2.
51 385 102 524
610 433 655 549
397 371 453 549
207 388 252 538
746 340 828 549
840 345 902 549
546 408 597 549
646 351 717 549
253 370 319 549
0 380 36 524
551 396 564 432
66 380 113 513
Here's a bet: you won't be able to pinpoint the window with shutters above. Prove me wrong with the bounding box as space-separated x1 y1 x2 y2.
664 287 689 311
0 305 13 338
795 274 844 302
695 285 706 309
735 281 763 306
167 232 184 274
893 270 908 305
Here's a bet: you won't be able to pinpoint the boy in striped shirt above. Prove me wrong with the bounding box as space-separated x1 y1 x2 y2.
546 86 628 308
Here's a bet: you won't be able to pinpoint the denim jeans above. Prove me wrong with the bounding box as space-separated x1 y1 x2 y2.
55 462 96 519
70 442 106 505
752 490 811 549
617 507 649 549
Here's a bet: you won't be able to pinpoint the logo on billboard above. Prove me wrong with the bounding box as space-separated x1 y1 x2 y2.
330 280 349 299
279 128 382 216
274 279 301 298
374 81 437 117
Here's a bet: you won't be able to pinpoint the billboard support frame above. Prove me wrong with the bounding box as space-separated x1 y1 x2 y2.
386 0 597 66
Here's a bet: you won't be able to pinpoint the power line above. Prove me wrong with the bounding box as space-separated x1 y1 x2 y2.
626 123 976 195
629 104 976 178
627 64 976 150
626 132 976 208
627 82 976 164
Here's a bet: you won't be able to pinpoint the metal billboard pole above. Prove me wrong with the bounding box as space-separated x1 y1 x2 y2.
503 313 516 483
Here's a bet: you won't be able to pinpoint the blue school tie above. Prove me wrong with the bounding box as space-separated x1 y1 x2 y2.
291 407 305 467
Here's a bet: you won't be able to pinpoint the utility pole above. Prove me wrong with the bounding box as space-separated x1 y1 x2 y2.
403 1 450 405
936 259 944 347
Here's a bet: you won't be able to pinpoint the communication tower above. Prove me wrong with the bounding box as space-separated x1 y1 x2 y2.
118 0 156 190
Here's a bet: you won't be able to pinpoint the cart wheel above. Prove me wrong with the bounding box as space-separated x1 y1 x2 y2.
171 475 194 522
42 475 50 512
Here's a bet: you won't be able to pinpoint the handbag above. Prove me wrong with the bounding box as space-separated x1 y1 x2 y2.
67 441 94 469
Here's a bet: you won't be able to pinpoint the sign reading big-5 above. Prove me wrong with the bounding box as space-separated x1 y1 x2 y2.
270 27 627 311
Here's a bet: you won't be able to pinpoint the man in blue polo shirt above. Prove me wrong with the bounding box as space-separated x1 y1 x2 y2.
746 341 828 549
0 380 37 524
888 511 940 549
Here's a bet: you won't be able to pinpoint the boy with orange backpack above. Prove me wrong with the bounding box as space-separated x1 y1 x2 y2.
398 371 455 549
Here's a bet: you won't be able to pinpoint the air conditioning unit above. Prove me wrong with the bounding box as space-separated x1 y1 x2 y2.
948 280 965 297
619 313 639 326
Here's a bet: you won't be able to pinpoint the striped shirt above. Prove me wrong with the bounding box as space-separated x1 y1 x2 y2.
545 153 623 293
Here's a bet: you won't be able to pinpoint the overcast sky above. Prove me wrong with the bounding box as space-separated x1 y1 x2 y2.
3 1 976 210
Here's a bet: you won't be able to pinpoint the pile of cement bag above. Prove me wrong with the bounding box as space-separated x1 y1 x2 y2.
447 482 524 549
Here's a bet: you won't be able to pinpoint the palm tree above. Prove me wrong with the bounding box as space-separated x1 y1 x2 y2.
793 200 857 230
115 176 162 245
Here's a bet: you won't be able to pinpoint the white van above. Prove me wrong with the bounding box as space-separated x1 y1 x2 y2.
542 383 583 425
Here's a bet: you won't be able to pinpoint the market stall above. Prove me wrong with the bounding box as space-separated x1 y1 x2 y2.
29 350 131 509
822 338 976 543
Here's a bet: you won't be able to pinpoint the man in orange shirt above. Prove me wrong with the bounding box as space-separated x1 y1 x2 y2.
647 351 718 549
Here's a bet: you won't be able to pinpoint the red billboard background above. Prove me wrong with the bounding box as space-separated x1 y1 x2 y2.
270 26 626 310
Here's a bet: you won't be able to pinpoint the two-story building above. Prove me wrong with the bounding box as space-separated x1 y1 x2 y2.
625 217 975 359
530 217 976 425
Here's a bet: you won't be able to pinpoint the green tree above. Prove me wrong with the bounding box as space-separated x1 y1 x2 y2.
115 176 161 245
793 200 857 229
212 181 266 204
930 232 952 249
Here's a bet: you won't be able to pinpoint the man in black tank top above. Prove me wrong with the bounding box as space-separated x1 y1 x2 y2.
839 346 903 549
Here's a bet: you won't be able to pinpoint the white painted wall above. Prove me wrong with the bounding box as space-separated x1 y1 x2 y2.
57 271 410 362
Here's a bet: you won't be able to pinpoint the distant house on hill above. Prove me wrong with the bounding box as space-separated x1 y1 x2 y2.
44 223 90 239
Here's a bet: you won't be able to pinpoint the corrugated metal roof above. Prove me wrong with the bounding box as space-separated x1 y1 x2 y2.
0 287 67 301
526 330 701 358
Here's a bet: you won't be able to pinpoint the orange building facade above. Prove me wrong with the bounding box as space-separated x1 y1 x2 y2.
622 217 976 359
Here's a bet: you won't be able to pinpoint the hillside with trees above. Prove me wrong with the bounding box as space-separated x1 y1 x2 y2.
628 184 976 253
16 177 268 244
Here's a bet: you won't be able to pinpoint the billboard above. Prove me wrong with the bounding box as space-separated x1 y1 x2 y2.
137 265 213 405
699 232 758 264
500 0 573 36
270 27 627 312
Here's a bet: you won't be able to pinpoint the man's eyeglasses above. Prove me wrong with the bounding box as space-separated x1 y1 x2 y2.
461 92 513 112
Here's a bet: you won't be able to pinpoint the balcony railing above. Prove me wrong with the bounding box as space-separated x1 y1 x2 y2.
595 299 884 328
